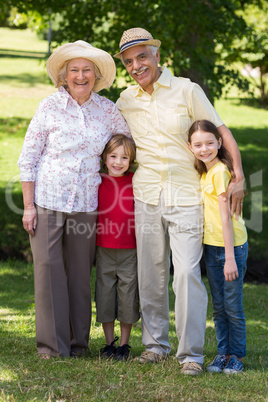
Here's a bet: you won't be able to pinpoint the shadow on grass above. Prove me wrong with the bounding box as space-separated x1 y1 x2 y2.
0 260 34 311
0 185 31 261
0 72 50 86
225 97 268 111
0 273 34 311
0 117 30 138
0 48 47 59
230 126 268 282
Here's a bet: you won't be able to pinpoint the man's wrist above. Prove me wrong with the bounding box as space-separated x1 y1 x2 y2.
234 170 245 182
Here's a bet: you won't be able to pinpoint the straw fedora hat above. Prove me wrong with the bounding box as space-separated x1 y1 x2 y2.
47 40 116 92
114 27 161 58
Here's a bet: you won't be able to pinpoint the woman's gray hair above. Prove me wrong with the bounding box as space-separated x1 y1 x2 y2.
57 59 102 88
120 45 159 65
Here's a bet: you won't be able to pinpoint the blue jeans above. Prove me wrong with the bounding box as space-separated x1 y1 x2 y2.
205 242 248 358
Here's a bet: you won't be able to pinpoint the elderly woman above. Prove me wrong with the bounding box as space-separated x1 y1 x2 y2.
18 40 130 359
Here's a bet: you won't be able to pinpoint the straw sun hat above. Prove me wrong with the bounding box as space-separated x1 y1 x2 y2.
47 40 116 92
114 27 161 58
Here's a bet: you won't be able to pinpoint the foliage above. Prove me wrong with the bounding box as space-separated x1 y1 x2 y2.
5 0 260 103
0 2 10 27
225 0 268 104
2 6 48 34
7 7 28 28
0 260 267 401
20 10 47 32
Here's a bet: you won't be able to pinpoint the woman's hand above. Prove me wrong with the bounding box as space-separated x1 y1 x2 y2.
224 259 239 282
22 205 37 237
21 182 36 236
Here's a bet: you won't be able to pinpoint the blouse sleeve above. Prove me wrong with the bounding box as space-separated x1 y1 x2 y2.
17 101 48 182
110 102 131 137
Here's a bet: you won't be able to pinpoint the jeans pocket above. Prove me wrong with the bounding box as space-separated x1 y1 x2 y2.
234 242 248 258
234 242 248 277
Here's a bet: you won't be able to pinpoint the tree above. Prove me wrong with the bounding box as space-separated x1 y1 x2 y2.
8 0 257 103
225 0 268 104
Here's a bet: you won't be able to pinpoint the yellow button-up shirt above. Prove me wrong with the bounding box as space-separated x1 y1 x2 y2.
116 67 223 206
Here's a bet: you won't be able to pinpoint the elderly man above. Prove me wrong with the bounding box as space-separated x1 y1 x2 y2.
114 28 244 375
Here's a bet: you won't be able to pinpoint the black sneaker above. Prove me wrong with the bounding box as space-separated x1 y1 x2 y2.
114 344 131 361
70 349 88 358
100 336 119 358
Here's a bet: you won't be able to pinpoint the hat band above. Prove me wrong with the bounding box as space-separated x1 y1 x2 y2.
120 38 151 52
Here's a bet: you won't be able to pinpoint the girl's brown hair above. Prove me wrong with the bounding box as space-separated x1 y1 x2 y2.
188 120 234 177
102 134 136 173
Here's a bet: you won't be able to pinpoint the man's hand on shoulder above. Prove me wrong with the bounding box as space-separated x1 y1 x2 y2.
224 174 245 220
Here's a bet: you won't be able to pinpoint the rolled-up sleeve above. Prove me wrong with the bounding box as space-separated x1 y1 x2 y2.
190 84 223 126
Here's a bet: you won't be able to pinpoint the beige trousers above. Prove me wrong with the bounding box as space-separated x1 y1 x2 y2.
135 193 208 364
30 206 96 357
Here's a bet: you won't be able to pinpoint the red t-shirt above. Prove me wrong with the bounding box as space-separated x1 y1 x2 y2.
96 172 136 248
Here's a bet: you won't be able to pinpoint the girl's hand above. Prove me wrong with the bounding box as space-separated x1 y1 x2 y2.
22 206 37 237
224 260 239 282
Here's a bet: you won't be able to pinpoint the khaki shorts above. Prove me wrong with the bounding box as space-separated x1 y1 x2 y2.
95 247 140 324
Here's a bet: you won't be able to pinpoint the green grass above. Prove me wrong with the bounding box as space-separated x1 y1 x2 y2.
0 26 267 401
0 27 49 53
0 28 55 120
0 260 267 401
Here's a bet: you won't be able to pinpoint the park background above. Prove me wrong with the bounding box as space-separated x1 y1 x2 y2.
0 1 267 401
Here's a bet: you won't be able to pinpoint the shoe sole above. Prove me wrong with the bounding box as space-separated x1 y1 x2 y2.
114 355 129 361
100 354 115 359
223 369 243 374
207 367 222 373
139 357 164 363
182 370 203 376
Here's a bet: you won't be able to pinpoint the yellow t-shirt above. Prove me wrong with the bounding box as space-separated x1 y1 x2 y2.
116 67 223 206
201 161 247 246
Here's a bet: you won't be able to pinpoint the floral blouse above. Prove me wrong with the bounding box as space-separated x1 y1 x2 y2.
18 86 130 213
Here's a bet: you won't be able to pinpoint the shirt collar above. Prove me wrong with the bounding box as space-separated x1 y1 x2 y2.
134 66 172 97
56 86 70 109
156 66 172 88
56 86 102 109
88 91 102 108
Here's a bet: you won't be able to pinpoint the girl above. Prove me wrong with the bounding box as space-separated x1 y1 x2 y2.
188 120 248 374
95 134 139 360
